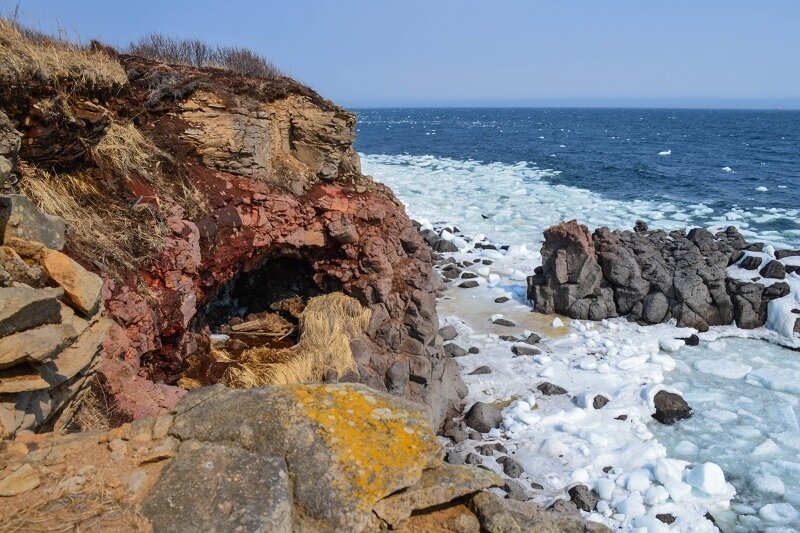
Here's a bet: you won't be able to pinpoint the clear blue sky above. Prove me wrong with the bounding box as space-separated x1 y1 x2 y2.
5 0 800 108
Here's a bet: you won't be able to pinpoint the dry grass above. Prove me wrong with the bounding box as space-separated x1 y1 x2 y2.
219 293 370 387
65 379 112 433
19 166 166 272
0 18 127 92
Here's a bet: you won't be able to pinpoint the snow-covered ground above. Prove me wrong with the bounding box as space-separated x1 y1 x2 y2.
429 233 799 532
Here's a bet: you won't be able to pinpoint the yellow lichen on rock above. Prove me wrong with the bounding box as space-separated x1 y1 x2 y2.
290 384 442 511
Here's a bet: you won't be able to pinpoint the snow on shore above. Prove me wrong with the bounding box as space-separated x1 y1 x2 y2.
430 226 799 532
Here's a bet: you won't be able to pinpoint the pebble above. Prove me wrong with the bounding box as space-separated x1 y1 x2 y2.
468 366 492 375
458 280 479 288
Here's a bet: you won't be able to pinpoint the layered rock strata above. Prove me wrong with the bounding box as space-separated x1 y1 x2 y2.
0 196 108 436
528 220 794 331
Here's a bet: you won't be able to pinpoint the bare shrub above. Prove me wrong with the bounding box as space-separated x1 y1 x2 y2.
128 33 282 79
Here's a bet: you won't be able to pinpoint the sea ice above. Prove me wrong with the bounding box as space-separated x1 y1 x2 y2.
694 359 752 379
685 462 727 495
758 503 799 524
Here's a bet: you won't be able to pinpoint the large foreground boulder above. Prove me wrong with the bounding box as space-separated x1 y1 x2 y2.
0 383 608 532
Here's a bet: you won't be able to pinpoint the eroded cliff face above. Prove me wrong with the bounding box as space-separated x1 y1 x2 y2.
1 53 465 428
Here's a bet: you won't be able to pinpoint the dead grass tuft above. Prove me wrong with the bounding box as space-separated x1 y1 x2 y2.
219 293 370 387
0 18 127 92
19 166 166 272
0 483 148 533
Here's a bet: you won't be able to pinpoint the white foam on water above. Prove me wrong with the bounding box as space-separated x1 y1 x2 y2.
361 154 800 249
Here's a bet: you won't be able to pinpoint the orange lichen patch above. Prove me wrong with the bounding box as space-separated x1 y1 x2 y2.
290 384 441 510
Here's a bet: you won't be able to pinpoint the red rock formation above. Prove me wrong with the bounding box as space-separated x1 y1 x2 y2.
1 53 464 428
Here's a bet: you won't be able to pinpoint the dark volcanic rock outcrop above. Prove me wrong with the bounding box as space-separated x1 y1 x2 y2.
529 220 785 331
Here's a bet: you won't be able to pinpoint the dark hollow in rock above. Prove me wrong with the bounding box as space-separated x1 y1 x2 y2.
592 395 610 409
496 456 524 478
537 382 567 395
464 401 503 433
759 259 786 279
438 325 459 341
459 280 479 289
739 255 762 270
468 365 492 376
511 345 540 357
652 390 692 424
444 343 468 358
494 296 510 303
492 318 516 327
568 484 598 512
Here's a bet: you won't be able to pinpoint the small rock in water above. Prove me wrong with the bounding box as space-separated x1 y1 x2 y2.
464 402 503 433
511 345 540 356
492 318 516 327
434 240 459 253
482 259 493 265
504 480 529 501
656 514 676 525
444 343 468 357
593 395 610 409
461 272 479 279
523 332 542 344
478 442 507 456
615 415 628 421
530 482 544 490
568 484 598 512
464 453 483 466
458 280 479 288
445 450 465 465
496 456 524 478
494 296 510 303
681 334 700 346
759 259 786 279
739 256 762 270
468 346 480 354
634 220 648 233
498 335 519 342
537 382 567 395
468 366 492 375
653 390 693 424
438 325 458 341
442 420 468 444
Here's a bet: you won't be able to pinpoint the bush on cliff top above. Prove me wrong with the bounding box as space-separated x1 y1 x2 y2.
128 33 283 79
0 18 127 92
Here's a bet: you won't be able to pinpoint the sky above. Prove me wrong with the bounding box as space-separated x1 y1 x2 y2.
5 0 800 109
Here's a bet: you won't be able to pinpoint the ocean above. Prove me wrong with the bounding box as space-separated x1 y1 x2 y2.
356 108 800 532
356 108 800 249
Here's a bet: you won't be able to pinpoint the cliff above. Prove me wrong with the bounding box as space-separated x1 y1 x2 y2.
0 20 464 431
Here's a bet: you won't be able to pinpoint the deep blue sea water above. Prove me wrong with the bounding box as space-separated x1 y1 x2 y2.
355 108 800 247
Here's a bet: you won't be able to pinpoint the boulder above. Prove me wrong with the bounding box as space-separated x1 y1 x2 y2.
464 401 502 433
444 343 468 358
568 484 598 512
438 325 458 341
739 255 762 270
652 390 692 424
0 286 63 337
0 195 65 250
537 382 567 396
496 455 524 478
760 260 786 279
40 250 103 315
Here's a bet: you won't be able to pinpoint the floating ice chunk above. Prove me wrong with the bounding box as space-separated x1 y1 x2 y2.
490 314 504 322
686 462 727 495
595 478 616 500
654 458 689 484
658 149 672 156
751 439 780 457
643 485 670 506
488 274 500 284
539 437 569 457
758 503 799 524
663 481 692 501
452 236 469 249
746 367 800 394
474 265 491 277
615 494 646 518
626 471 651 492
571 468 590 483
632 515 669 533
752 473 785 495
440 229 455 241
755 186 768 192
694 359 752 379
674 440 698 457
552 317 564 327
509 269 527 281
722 166 733 172
659 338 684 352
